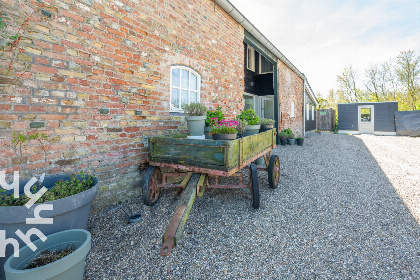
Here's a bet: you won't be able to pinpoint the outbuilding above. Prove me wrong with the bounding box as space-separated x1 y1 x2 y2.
338 102 398 135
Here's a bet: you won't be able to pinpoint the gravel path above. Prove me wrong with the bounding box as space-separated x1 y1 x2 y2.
84 133 420 279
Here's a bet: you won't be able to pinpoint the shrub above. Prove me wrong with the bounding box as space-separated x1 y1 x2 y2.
278 131 288 139
236 109 259 125
259 118 275 125
206 106 224 127
181 102 207 116
236 119 248 134
0 172 96 206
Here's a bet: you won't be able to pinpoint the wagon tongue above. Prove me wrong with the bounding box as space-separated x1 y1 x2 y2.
160 173 201 256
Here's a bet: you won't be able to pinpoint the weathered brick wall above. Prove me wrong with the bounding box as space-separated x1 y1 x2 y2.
277 60 304 137
0 0 244 209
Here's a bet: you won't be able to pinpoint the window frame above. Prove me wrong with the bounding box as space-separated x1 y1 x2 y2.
170 66 201 112
259 53 274 74
306 104 310 120
291 101 295 118
312 106 315 121
246 45 255 72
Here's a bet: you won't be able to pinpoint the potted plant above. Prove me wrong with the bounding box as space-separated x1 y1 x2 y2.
0 133 98 280
182 102 208 138
209 119 238 140
236 109 260 136
4 229 91 280
236 119 248 138
296 136 304 146
259 118 275 132
278 131 288 146
205 107 224 139
287 132 296 145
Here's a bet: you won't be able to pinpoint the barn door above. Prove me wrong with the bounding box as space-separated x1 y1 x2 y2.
358 105 374 134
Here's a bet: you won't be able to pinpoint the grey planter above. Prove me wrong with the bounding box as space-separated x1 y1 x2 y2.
4 229 91 280
211 133 237 140
0 175 98 280
288 138 296 145
259 124 274 132
244 125 261 136
185 116 206 136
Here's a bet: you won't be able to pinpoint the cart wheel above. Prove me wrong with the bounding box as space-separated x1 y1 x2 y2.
268 154 280 189
142 166 162 206
249 163 260 209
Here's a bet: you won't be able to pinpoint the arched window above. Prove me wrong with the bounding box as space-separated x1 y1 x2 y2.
291 101 295 118
170 66 201 111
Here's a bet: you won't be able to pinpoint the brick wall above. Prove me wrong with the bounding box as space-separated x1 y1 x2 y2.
0 0 244 209
277 60 304 137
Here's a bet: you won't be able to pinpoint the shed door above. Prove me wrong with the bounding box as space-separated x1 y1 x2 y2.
358 105 374 134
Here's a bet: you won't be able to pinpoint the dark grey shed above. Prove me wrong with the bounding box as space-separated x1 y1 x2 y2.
337 102 398 135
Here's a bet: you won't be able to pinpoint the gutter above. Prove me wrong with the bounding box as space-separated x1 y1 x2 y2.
213 0 305 80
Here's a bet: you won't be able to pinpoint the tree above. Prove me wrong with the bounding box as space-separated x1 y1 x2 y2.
396 50 420 110
336 65 363 102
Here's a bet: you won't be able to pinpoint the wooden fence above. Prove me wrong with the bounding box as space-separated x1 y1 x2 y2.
316 109 336 131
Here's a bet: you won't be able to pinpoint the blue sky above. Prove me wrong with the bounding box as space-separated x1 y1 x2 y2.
228 0 420 97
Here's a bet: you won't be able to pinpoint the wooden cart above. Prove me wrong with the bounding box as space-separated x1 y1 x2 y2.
142 129 280 256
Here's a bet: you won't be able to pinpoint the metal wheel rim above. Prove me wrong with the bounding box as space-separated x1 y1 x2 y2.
149 168 161 202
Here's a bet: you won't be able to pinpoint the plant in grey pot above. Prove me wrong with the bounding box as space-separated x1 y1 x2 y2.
259 118 275 132
236 119 248 138
4 229 91 280
209 119 238 140
0 133 98 280
182 102 208 138
278 131 288 146
287 132 296 145
296 136 304 146
205 107 224 139
236 109 260 136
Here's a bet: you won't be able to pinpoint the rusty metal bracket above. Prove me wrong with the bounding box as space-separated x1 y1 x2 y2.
160 205 186 256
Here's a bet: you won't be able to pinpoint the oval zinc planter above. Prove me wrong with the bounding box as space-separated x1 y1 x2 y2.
4 229 91 280
211 133 237 140
0 175 98 280
244 125 261 136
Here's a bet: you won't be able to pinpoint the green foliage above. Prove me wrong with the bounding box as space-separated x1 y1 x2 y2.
236 119 248 134
280 128 294 138
0 172 96 206
206 107 224 127
333 122 338 133
209 125 237 134
236 109 260 125
181 102 208 116
296 136 303 140
278 131 288 139
259 117 275 125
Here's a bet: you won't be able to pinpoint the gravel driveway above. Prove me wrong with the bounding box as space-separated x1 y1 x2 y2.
84 133 420 279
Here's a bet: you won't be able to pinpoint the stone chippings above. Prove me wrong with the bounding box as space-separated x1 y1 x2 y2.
84 133 420 279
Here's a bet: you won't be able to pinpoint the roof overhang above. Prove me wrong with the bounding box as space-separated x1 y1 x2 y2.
213 0 304 79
